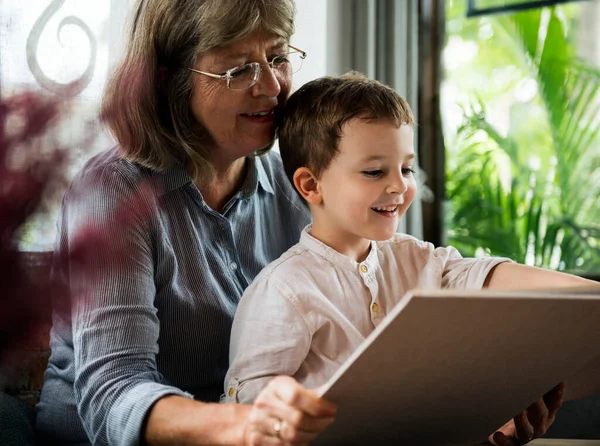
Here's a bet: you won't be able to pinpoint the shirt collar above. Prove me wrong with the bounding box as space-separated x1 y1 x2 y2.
299 224 380 272
151 162 191 197
151 155 275 198
238 155 275 198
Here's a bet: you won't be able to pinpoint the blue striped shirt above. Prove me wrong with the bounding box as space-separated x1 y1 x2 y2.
36 148 311 446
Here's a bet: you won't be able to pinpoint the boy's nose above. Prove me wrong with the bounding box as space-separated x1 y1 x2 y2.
387 171 409 195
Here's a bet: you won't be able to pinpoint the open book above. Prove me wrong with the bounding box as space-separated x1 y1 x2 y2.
314 288 600 446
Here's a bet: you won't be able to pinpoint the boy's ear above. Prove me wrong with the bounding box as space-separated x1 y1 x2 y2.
293 167 322 204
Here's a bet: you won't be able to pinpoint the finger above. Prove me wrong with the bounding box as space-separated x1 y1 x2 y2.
254 388 335 433
272 376 337 418
513 410 535 444
250 414 284 437
543 382 565 419
487 419 513 445
310 385 327 397
251 376 336 443
526 397 549 438
260 397 335 434
278 419 322 444
252 418 315 445
492 431 519 446
247 411 309 446
252 413 330 445
245 429 284 446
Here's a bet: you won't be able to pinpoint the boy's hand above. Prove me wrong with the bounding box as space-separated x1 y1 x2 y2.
487 382 565 446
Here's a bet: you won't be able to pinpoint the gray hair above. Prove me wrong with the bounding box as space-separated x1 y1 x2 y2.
101 0 296 184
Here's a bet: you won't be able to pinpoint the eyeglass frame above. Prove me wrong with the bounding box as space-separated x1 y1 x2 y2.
187 45 307 91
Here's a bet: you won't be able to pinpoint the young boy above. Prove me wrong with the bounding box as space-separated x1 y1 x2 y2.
223 73 595 440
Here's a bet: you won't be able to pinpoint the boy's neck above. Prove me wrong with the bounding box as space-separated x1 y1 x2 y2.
309 218 371 263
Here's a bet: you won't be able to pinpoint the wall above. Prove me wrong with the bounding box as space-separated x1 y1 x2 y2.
290 0 350 89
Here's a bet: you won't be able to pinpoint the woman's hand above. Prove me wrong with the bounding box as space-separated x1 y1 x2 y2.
242 376 337 445
488 382 565 446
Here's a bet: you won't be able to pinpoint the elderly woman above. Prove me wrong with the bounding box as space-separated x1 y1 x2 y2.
35 1 563 445
36 1 334 445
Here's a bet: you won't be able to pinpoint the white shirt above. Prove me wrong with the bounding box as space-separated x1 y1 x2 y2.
223 225 511 403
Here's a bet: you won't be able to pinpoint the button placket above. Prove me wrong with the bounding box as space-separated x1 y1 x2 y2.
359 262 382 324
370 300 384 326
217 217 246 286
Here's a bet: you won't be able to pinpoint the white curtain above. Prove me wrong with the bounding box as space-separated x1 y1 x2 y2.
0 0 134 250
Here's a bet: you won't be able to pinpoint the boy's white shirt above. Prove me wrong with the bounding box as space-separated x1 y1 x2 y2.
223 224 512 404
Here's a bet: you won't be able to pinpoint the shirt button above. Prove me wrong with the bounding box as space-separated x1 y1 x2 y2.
371 302 379 312
230 262 238 271
228 387 235 397
360 265 368 273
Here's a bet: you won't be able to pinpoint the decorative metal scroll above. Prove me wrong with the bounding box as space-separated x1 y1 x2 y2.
26 0 97 95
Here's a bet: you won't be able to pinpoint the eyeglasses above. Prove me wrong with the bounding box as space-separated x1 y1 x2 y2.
188 45 307 91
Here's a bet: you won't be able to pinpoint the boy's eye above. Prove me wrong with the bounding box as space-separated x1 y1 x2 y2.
402 167 415 176
363 170 383 178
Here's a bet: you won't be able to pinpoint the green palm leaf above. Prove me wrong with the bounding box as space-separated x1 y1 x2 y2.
446 5 600 272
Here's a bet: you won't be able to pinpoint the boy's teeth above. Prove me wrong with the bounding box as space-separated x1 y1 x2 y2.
373 205 397 212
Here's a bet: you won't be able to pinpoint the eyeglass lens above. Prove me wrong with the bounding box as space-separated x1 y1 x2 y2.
228 52 305 90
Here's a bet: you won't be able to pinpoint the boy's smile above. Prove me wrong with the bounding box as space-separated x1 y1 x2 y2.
307 119 417 261
371 197 404 217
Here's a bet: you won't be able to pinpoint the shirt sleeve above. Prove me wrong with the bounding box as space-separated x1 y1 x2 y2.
432 244 513 289
64 166 192 446
223 272 312 404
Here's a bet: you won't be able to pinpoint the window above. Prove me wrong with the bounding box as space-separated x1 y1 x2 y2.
2 0 335 251
1 0 133 250
442 0 600 274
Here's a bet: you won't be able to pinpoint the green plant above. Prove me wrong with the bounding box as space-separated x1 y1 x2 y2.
445 5 600 274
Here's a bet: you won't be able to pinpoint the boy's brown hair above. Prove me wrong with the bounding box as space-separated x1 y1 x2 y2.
278 71 414 185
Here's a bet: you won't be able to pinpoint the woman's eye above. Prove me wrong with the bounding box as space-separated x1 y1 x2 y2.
363 170 383 178
228 64 253 78
270 55 289 67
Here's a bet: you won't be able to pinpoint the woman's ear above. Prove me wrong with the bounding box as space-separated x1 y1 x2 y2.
293 167 322 205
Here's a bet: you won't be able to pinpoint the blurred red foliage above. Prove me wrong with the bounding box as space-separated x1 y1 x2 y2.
0 91 68 363
0 88 156 369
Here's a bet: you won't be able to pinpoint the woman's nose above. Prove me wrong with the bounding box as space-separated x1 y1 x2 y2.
251 64 282 97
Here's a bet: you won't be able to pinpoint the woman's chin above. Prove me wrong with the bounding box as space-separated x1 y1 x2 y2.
250 135 276 153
